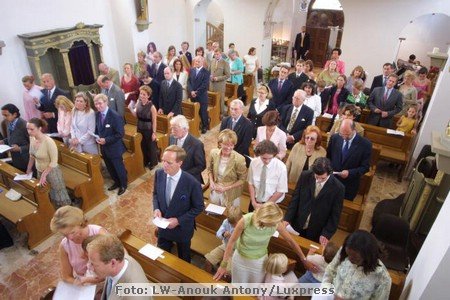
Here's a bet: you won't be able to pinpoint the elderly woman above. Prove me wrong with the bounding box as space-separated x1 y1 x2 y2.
26 118 71 208
286 125 326 184
317 60 339 86
121 63 141 106
134 50 152 76
323 230 391 300
208 129 247 208
55 95 74 145
255 110 287 160
302 82 322 125
21 75 42 121
213 202 313 283
399 70 419 116
69 92 98 154
50 206 107 285
247 84 275 138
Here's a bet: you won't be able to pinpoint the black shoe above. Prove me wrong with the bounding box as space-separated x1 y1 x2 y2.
201 128 207 134
118 187 127 196
108 184 119 191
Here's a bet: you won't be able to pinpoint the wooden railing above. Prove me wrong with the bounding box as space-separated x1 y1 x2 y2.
206 22 223 45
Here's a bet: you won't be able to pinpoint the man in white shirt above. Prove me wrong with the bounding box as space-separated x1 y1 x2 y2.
87 234 151 300
248 140 288 211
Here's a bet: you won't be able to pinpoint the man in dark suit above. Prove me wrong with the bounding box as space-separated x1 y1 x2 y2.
140 71 161 111
284 157 344 245
87 234 151 300
97 75 125 118
169 115 206 184
327 119 371 201
370 62 395 92
1 104 29 172
150 51 167 84
367 74 403 128
158 67 183 117
37 73 70 133
153 145 204 262
294 26 311 60
288 59 309 91
220 99 253 164
179 41 192 65
188 56 210 133
268 65 294 109
279 90 314 149
94 94 128 195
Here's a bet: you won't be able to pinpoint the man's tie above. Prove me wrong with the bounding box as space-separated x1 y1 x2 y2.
287 108 298 132
342 140 349 162
314 182 322 198
383 76 387 86
8 122 14 135
100 113 106 126
278 80 283 91
165 176 172 206
257 165 267 201
300 33 304 47
106 277 113 298
231 119 236 130
383 89 389 103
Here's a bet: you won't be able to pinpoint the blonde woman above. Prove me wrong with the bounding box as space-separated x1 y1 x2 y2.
317 60 339 86
133 50 151 76
208 129 247 207
50 206 107 285
247 84 276 138
213 202 314 283
399 70 419 116
55 95 74 145
70 92 98 154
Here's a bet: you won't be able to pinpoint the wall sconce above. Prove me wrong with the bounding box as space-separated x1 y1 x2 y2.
0 41 5 55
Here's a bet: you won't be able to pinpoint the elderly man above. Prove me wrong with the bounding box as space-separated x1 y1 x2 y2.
209 48 230 116
268 65 294 109
367 73 403 128
158 67 183 117
188 56 210 133
150 51 167 84
153 145 204 262
327 119 371 201
98 63 120 86
279 89 314 149
97 75 125 117
324 48 345 75
169 115 206 184
220 99 253 162
87 234 151 300
35 73 70 133
284 157 344 246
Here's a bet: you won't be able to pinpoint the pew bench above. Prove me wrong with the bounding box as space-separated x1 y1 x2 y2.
224 83 238 112
0 161 55 249
122 132 146 183
182 100 200 137
207 91 220 128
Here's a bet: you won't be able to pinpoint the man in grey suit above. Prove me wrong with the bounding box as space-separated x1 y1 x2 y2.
97 75 125 117
87 234 151 300
1 104 30 172
367 74 403 128
158 67 183 117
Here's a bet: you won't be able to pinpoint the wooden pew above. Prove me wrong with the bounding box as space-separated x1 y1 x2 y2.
182 101 201 137
53 140 107 212
122 132 146 183
243 74 255 105
225 82 238 110
120 229 253 300
0 161 55 249
207 91 220 128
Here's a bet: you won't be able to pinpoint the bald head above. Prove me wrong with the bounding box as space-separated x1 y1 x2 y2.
164 66 173 80
339 119 356 141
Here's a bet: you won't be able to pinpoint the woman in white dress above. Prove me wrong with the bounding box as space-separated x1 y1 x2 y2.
173 58 188 100
243 47 259 85
302 82 322 125
69 92 98 154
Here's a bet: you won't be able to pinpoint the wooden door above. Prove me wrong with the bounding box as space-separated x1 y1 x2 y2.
308 27 330 68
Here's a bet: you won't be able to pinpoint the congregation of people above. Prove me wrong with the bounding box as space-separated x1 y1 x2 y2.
0 38 434 300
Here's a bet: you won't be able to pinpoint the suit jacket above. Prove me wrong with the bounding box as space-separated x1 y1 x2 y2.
320 86 350 115
1 118 29 171
107 67 121 87
153 169 204 242
279 104 314 143
285 143 327 184
187 67 210 103
327 133 372 200
288 72 309 91
247 99 276 137
370 74 384 93
220 115 253 157
103 83 125 117
169 134 206 183
39 86 70 133
367 87 403 128
268 78 294 108
141 80 160 110
284 170 344 241
95 108 126 159
179 50 192 64
294 32 311 52
151 62 167 84
159 79 183 115
209 59 230 86
101 254 151 300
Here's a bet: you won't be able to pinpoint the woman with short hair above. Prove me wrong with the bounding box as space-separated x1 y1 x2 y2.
121 62 141 106
243 47 260 85
21 75 42 121
247 84 276 138
134 50 152 76
69 92 98 154
255 110 287 160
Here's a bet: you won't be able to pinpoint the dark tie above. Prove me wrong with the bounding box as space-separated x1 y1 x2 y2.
342 140 349 162
278 80 283 91
8 122 14 135
383 76 387 86
383 89 389 103
100 113 105 125
47 90 51 100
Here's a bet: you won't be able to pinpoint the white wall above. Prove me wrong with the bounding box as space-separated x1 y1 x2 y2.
206 0 224 27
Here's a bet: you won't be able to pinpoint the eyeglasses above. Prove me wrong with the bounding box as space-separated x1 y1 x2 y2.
305 136 316 141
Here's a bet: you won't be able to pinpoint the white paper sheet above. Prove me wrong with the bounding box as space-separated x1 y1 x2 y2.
153 217 170 229
272 231 280 238
386 129 405 136
14 173 33 181
53 281 96 300
46 133 61 137
0 145 12 153
29 88 43 100
0 158 12 163
205 203 226 215
322 113 333 118
138 243 165 260
286 224 300 236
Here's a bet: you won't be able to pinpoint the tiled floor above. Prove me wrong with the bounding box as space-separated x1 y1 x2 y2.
0 124 409 299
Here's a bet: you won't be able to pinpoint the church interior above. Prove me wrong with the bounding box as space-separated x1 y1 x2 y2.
0 0 450 299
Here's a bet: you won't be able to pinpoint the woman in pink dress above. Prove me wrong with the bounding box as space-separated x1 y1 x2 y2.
413 67 431 115
121 63 141 106
55 96 74 145
21 75 42 121
50 206 107 285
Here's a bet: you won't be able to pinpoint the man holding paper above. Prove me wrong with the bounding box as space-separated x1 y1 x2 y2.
153 145 204 262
